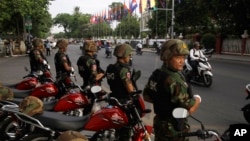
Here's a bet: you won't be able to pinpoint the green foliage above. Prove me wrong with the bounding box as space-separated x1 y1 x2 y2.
116 15 140 39
0 0 52 39
147 0 250 38
201 33 216 49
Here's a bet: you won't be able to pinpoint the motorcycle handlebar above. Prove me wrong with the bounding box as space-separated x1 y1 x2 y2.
179 129 222 141
96 90 142 107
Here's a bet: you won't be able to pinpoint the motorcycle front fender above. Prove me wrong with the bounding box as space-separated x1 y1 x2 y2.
203 71 213 77
132 125 153 141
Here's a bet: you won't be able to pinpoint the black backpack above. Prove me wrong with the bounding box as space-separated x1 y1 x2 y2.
76 55 91 78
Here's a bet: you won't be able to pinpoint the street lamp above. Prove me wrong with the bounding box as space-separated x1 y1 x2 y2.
178 33 183 39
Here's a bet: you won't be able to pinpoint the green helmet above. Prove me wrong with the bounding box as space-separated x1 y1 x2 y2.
113 43 132 57
56 39 68 49
56 130 88 141
85 40 97 52
0 85 14 100
160 39 189 60
32 38 44 49
19 96 44 116
193 41 200 47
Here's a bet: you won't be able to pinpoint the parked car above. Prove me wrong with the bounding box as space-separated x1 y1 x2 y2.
50 41 56 49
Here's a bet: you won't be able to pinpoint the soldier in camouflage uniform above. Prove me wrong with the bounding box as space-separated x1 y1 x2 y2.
0 83 14 100
105 43 135 141
143 39 201 141
54 39 74 79
76 40 105 88
29 38 48 72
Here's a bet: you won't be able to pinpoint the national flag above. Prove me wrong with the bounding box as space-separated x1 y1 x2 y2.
90 15 96 24
124 0 130 15
129 0 138 14
139 0 142 14
146 0 151 9
103 9 106 21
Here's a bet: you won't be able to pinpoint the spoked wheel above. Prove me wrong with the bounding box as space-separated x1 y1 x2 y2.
0 117 19 140
22 133 55 141
203 74 212 87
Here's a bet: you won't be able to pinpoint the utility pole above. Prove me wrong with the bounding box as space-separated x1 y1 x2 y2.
171 0 175 39
148 0 175 39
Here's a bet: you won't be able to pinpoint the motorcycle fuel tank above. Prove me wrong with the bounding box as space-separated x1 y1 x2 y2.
84 106 129 131
53 92 89 112
15 77 38 90
30 82 58 98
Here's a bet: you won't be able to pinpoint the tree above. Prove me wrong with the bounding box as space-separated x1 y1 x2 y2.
116 15 140 39
0 0 52 38
147 0 250 38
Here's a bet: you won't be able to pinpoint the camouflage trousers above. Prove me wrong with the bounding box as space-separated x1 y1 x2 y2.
153 115 190 141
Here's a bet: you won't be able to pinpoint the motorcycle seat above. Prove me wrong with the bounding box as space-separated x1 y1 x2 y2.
12 89 32 98
34 111 90 131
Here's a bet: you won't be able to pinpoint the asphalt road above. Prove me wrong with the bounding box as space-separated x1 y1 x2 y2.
1 44 250 140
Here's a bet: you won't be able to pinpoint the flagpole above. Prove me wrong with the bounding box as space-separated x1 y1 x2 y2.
171 0 175 39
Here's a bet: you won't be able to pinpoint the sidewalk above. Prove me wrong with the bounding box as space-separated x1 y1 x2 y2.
141 48 250 62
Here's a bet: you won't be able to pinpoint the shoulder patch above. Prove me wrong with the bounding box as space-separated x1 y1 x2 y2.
126 72 131 79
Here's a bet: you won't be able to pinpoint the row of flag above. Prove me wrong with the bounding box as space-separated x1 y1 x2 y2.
90 0 154 24
89 0 181 24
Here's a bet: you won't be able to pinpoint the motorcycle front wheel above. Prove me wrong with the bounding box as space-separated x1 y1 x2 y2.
0 117 18 140
203 74 212 87
242 103 250 124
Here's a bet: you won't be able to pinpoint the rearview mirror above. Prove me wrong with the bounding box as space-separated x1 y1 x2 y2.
172 108 189 118
91 86 102 94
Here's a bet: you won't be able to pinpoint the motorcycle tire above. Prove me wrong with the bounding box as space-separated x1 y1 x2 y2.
242 104 250 124
203 74 212 87
21 133 54 141
0 117 18 140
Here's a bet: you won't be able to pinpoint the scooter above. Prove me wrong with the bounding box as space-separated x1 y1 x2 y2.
183 57 213 87
136 47 143 55
172 108 222 141
105 47 112 58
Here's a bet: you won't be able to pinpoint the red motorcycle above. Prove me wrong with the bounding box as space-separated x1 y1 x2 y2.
0 84 106 140
1 90 153 141
4 63 53 91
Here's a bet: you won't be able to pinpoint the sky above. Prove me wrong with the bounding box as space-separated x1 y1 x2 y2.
48 0 154 33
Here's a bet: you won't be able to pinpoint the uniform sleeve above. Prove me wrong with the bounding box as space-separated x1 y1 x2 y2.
60 54 68 65
119 67 132 85
167 76 195 109
86 59 97 76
